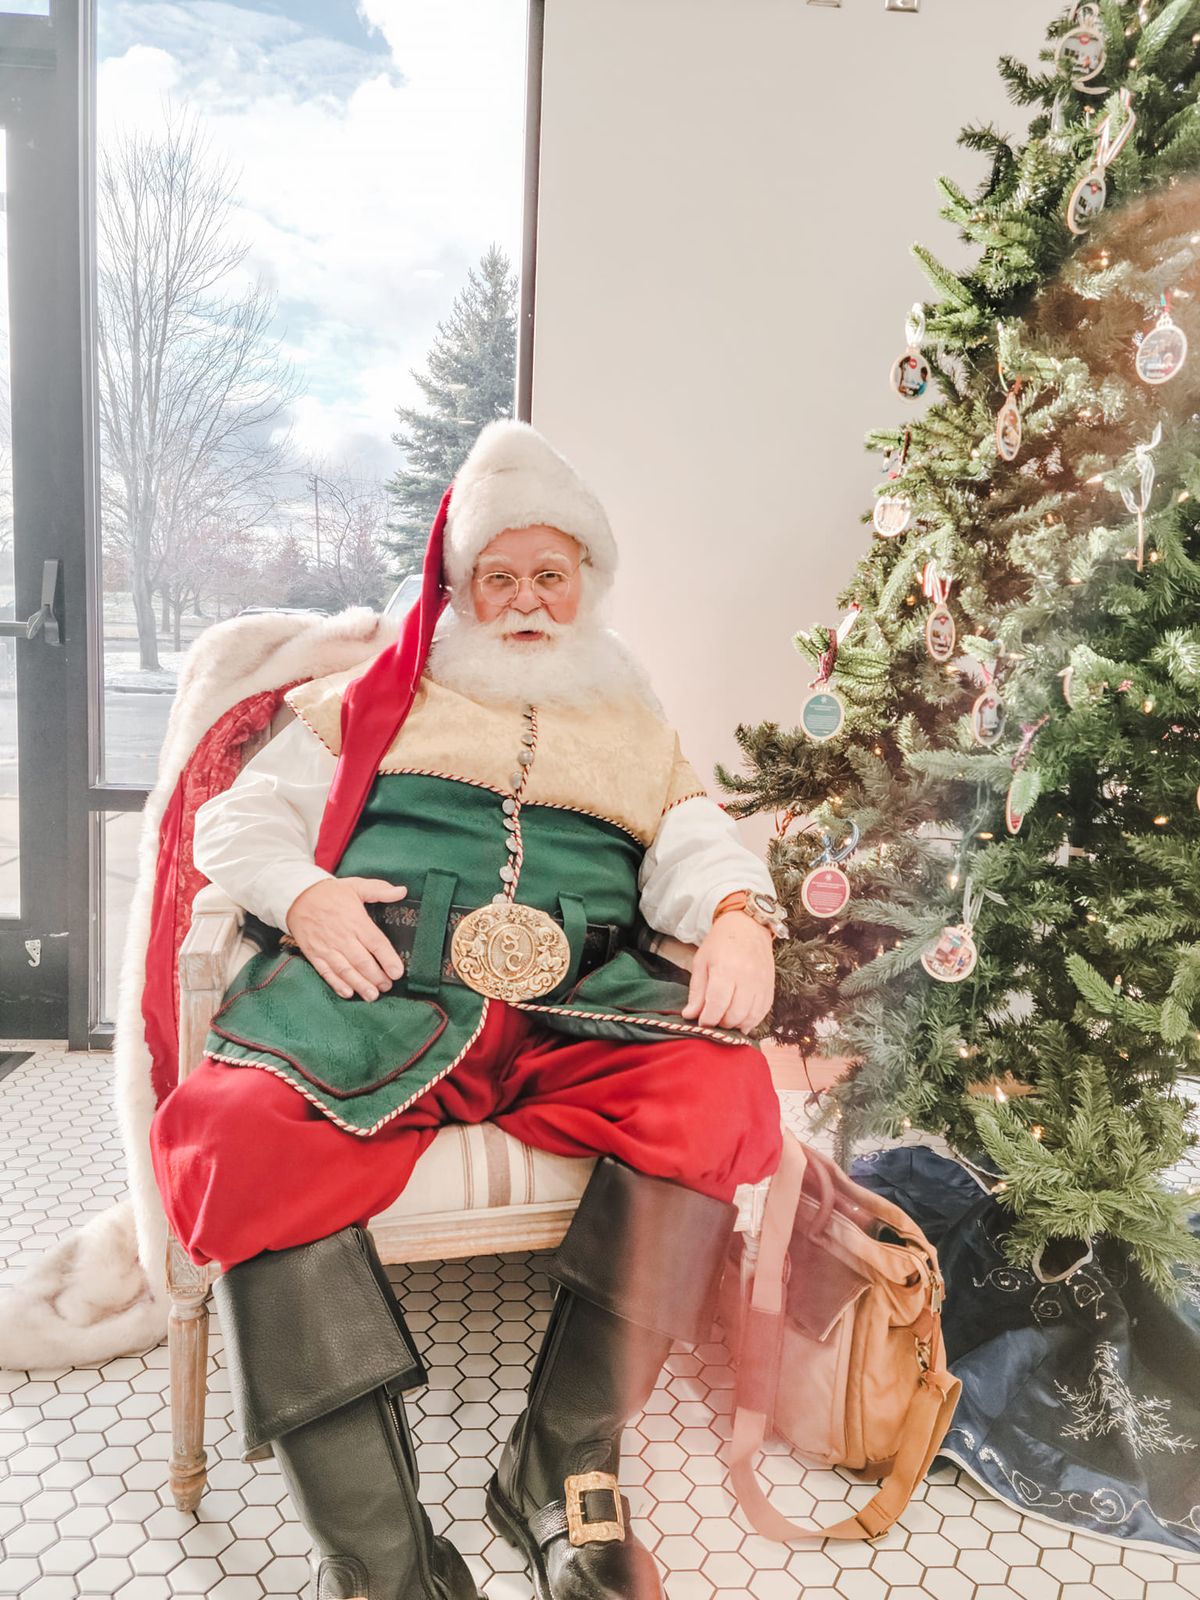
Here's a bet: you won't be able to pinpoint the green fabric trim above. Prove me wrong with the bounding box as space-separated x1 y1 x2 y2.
407 866 457 995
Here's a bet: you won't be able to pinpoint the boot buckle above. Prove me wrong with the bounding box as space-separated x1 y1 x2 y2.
563 1471 624 1546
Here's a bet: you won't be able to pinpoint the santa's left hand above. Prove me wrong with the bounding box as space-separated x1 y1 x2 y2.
681 913 776 1033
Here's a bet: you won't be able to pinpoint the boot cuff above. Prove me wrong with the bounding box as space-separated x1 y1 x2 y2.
548 1159 737 1344
213 1226 425 1453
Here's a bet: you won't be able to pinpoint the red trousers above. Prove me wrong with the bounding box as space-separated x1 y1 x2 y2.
150 997 784 1273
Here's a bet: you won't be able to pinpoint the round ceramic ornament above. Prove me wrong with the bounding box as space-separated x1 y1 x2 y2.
995 387 1022 462
890 304 930 402
1056 4 1106 92
801 865 851 919
800 820 859 920
1136 306 1187 386
926 605 957 663
1067 169 1107 235
921 923 979 984
1066 93 1136 236
971 688 1005 746
800 688 846 743
873 493 912 538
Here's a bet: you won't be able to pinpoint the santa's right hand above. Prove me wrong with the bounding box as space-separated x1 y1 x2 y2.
284 876 408 1001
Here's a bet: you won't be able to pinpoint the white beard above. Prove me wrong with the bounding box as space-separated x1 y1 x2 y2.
426 598 665 716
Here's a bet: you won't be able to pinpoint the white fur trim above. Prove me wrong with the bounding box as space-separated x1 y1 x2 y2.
1 606 397 1370
0 1201 168 1369
444 421 617 594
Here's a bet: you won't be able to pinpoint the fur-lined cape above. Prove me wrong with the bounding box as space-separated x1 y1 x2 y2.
0 606 398 1371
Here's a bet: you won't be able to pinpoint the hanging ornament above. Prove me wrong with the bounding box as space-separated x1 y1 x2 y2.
889 303 931 402
1066 90 1136 235
799 605 860 743
921 560 956 662
995 381 1023 463
1056 2 1107 94
800 820 860 920
1135 296 1188 386
921 879 984 984
971 656 1005 746
1005 784 1025 836
1006 716 1049 835
1118 422 1162 572
873 430 913 537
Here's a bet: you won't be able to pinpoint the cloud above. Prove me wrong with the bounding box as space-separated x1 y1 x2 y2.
96 0 527 471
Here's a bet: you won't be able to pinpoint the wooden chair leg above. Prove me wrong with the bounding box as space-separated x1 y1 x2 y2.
166 1232 212 1513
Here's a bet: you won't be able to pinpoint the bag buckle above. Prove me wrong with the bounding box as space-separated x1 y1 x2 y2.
563 1471 624 1546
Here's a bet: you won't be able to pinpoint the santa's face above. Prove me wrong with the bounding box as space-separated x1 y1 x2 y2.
470 524 584 642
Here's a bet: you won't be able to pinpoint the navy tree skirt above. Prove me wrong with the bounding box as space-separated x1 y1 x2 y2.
851 1145 1200 1555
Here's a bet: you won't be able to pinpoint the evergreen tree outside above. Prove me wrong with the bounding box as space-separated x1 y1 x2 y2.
384 243 518 572
723 1 1200 1297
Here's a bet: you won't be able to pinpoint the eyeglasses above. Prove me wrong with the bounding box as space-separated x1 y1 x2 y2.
472 563 582 605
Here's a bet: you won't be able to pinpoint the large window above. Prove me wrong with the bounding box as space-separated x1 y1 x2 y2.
91 0 536 1025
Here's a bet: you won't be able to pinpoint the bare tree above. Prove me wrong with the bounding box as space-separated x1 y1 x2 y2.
96 105 301 669
301 458 393 610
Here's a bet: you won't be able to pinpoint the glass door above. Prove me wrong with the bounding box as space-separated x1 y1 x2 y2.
0 3 81 1039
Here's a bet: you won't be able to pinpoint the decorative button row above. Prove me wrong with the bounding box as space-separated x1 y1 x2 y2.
495 704 536 901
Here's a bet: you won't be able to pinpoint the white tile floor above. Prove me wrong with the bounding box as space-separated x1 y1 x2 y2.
1 1043 1198 1600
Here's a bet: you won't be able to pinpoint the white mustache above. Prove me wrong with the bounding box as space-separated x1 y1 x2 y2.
493 609 564 637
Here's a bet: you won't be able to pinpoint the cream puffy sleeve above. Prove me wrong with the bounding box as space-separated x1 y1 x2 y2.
637 735 776 947
191 714 338 932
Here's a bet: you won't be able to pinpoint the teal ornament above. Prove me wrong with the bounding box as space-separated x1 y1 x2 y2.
800 688 846 744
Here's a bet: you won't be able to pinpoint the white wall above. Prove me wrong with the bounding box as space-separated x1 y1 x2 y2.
531 0 1051 842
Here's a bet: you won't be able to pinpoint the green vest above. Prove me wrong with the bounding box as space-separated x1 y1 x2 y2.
204 772 754 1135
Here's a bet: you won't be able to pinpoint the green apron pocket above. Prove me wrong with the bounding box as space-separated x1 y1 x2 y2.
207 950 449 1099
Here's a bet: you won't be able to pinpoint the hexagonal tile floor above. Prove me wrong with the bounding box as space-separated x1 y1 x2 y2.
1 1043 1198 1599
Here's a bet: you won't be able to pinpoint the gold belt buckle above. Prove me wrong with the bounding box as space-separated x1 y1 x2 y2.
449 901 571 1001
563 1471 624 1546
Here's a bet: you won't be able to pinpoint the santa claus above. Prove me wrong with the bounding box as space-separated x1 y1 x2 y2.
148 420 785 1600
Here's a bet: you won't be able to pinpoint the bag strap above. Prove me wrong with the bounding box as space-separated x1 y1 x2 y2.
727 1133 961 1542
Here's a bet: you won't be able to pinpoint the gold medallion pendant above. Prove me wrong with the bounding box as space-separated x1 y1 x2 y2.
450 901 571 1001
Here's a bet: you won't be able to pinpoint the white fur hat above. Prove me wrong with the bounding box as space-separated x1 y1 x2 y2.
443 420 617 595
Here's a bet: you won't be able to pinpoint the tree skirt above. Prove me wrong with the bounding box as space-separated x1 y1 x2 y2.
851 1145 1200 1555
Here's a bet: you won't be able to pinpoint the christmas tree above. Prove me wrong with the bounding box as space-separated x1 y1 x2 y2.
722 0 1200 1297
384 243 518 571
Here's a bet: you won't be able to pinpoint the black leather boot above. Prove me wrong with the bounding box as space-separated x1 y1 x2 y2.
214 1225 484 1600
485 1159 738 1600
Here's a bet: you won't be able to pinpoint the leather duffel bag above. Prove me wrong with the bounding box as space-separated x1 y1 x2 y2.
721 1130 961 1541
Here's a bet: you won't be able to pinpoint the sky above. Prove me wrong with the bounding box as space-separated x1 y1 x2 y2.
95 0 528 482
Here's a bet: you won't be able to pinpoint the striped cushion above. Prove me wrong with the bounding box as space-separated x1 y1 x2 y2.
375 1122 596 1221
372 1120 762 1234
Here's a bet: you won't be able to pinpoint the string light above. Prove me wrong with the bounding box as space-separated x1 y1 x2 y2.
1031 1125 1044 1141
1154 814 1169 826
1143 698 1155 713
995 1085 1008 1103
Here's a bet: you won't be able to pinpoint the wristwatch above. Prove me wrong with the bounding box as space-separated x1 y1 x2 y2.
712 889 788 940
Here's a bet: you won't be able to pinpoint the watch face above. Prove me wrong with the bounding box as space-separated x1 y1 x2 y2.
752 892 781 915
